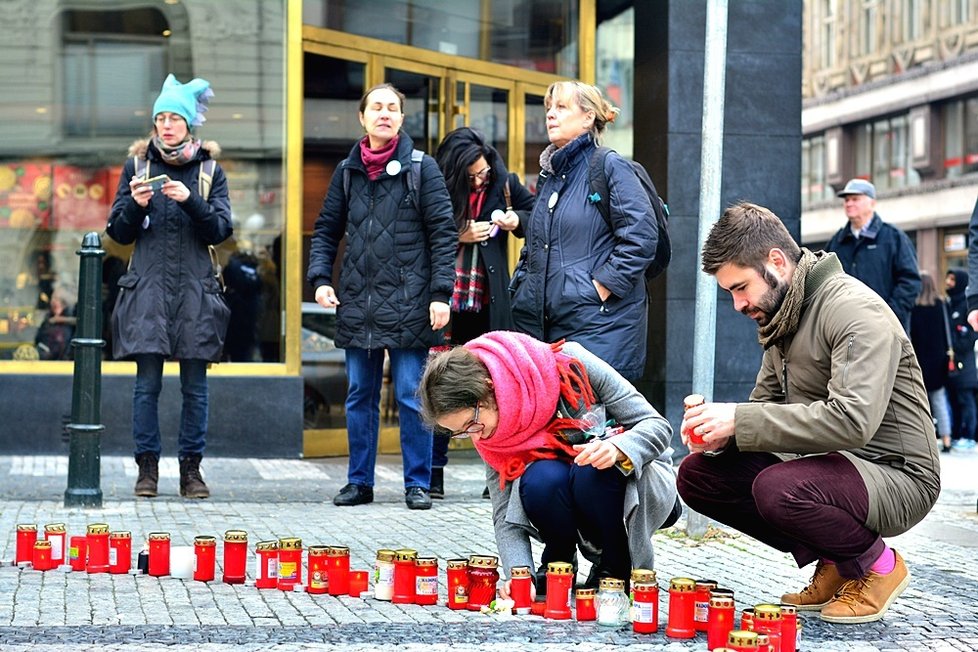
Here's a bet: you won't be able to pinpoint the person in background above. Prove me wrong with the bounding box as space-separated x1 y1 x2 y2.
945 269 977 452
509 81 657 382
825 179 921 332
107 74 231 500
429 127 535 499
34 286 76 360
307 83 457 510
419 331 677 598
910 271 953 453
679 202 939 624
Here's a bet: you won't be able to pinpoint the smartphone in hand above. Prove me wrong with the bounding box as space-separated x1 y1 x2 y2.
140 174 170 192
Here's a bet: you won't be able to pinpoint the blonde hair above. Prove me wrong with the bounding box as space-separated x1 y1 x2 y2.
544 81 619 143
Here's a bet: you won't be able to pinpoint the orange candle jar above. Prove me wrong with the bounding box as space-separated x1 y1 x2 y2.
693 579 718 631
467 555 500 611
43 523 67 566
779 604 798 652
632 581 659 633
254 540 279 589
194 536 217 582
32 539 54 571
708 593 736 650
575 588 596 621
16 524 37 565
349 569 369 597
509 566 533 615
445 558 469 610
222 530 248 584
753 604 782 652
392 548 418 604
68 535 87 572
544 561 573 620
415 557 438 605
148 532 170 577
108 531 131 574
307 546 329 594
665 577 696 638
728 629 760 651
374 549 396 601
86 524 110 573
277 537 303 591
683 394 706 444
326 546 351 596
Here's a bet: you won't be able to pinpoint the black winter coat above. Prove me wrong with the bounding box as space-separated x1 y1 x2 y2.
910 301 949 392
946 269 978 390
307 134 457 350
510 134 657 380
825 213 921 332
106 140 232 362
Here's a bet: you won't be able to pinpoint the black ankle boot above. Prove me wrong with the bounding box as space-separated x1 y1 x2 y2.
430 467 445 499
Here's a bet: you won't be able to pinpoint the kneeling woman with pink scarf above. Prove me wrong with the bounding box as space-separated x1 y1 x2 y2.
419 331 678 598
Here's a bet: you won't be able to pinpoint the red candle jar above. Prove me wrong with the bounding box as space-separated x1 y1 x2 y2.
277 537 303 591
327 546 351 596
575 588 596 621
693 579 718 632
543 561 573 620
32 540 54 571
109 532 131 574
86 523 110 573
43 523 67 567
255 540 279 589
708 593 736 650
16 524 37 565
222 530 247 584
779 604 797 652
148 532 170 577
466 554 500 611
374 549 396 601
415 557 438 605
683 394 706 444
349 569 369 597
756 633 772 652
307 546 329 594
68 535 87 572
393 548 418 604
509 566 533 615
665 577 696 638
632 581 659 634
728 629 760 651
741 607 755 631
753 604 782 652
194 536 217 582
445 558 469 610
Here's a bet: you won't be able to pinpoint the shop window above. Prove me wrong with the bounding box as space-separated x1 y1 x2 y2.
943 95 978 178
596 7 633 158
851 113 920 191
802 134 836 207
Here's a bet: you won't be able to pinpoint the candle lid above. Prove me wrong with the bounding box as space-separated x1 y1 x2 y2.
87 523 110 535
446 558 468 569
711 587 735 599
110 531 132 539
194 535 217 547
546 561 573 575
17 524 37 532
148 532 170 541
326 546 350 556
632 581 657 592
279 537 302 550
510 565 532 578
224 530 248 542
598 577 625 591
308 545 329 556
728 630 759 645
694 578 718 590
575 587 596 598
756 634 771 645
375 549 396 562
44 523 66 533
754 603 782 620
669 577 696 592
709 595 735 608
415 556 438 567
469 554 498 568
683 393 705 408
33 540 52 549
630 568 656 583
778 603 797 615
256 540 279 551
396 549 418 561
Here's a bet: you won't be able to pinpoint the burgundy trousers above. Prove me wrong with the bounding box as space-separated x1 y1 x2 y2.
677 450 884 579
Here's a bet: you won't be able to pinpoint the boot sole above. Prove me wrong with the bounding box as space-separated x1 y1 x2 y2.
135 490 158 498
819 571 911 624
787 601 831 612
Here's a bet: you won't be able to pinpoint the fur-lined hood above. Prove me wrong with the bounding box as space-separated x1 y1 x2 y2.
127 137 222 160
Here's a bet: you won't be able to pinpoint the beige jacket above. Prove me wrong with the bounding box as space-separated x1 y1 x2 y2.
735 254 940 537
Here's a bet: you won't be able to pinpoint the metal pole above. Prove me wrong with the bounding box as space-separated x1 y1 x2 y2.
64 232 105 508
687 0 729 539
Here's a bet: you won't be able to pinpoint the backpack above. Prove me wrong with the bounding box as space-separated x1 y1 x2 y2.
342 148 424 212
133 156 217 201
587 146 671 281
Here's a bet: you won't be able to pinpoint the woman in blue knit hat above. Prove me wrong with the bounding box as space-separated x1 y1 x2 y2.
106 74 232 499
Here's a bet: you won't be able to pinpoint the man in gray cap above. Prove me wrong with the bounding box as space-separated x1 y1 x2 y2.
825 179 921 332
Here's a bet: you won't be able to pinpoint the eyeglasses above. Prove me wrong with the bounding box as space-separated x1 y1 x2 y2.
154 114 186 125
446 404 485 439
467 166 491 183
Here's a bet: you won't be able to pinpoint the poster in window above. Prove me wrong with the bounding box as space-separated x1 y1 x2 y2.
0 162 53 229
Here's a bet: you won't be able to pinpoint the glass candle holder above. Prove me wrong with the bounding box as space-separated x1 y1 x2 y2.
467 555 499 611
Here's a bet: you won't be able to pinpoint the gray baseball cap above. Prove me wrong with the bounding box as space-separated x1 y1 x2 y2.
837 178 876 199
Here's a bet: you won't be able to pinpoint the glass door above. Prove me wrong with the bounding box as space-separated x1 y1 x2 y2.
383 62 446 156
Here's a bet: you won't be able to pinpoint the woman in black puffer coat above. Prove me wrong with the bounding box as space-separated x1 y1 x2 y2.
945 269 978 450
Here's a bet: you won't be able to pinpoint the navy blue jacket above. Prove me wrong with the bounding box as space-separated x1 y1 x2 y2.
825 213 921 332
510 134 657 380
946 269 978 390
306 134 457 350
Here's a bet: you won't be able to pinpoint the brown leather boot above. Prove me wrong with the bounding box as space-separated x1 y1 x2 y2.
134 453 159 497
820 550 911 624
179 454 210 499
781 560 847 611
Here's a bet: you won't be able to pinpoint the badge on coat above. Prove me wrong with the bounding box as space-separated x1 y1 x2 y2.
548 191 559 210
386 160 402 176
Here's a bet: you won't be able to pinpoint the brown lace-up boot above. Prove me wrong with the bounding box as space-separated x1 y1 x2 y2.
179 454 210 499
820 550 910 623
781 560 847 611
134 453 159 497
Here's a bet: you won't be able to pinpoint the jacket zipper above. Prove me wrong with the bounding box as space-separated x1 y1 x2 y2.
365 185 375 351
843 335 854 386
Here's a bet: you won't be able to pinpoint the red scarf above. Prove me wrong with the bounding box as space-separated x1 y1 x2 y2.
359 135 400 180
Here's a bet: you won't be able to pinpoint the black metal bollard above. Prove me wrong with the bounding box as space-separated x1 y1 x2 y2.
64 232 106 508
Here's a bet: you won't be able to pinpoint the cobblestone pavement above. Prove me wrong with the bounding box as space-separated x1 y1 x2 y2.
0 450 975 651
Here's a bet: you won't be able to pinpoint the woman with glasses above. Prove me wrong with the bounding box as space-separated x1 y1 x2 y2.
419 331 678 599
429 127 535 499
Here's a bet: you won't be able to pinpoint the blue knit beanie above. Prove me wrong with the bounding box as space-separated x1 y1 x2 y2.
152 74 214 129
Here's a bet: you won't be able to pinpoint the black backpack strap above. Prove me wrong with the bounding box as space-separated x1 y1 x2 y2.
407 148 424 211
587 146 614 227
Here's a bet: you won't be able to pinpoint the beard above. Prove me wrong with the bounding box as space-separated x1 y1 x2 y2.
743 268 788 327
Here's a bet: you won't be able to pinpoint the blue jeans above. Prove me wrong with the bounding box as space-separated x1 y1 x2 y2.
519 459 630 581
132 354 208 458
345 347 432 490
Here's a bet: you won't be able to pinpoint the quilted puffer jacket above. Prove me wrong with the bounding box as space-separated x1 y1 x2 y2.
307 133 457 350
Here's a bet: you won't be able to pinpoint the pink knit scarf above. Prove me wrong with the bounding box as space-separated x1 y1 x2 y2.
463 332 595 486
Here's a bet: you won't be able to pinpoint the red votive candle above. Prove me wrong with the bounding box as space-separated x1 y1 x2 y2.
509 566 533 615
68 535 87 572
779 604 798 652
43 523 67 567
393 549 418 604
16 524 37 565
728 629 761 651
466 555 499 611
632 581 659 634
255 540 279 589
544 561 573 620
445 558 469 610
277 537 303 591
32 540 54 571
708 593 736 650
222 530 247 584
693 579 718 631
753 604 782 652
108 531 131 574
147 532 170 577
349 569 369 597
194 536 216 582
307 546 329 594
415 557 438 605
86 524 110 573
327 546 351 596
665 577 696 638
575 588 596 621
